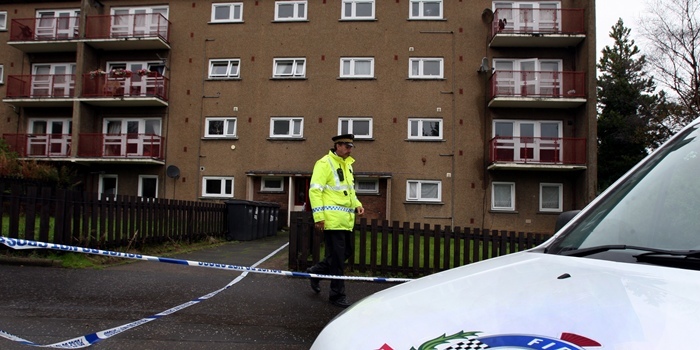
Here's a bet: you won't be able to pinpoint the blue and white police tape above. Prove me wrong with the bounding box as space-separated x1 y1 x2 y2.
0 240 288 348
0 236 414 283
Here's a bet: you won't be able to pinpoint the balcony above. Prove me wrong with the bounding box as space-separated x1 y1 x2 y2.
84 13 171 51
3 74 76 107
488 70 586 108
2 134 72 159
488 136 587 171
79 72 169 107
77 133 165 163
7 17 80 53
490 8 585 47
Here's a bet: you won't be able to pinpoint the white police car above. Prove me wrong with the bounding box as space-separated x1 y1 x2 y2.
312 118 700 350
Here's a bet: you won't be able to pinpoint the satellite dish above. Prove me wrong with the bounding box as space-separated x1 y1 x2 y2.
166 165 180 179
481 8 494 24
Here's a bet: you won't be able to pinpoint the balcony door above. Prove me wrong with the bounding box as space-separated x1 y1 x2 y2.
493 1 561 33
31 63 76 97
493 58 561 97
107 62 164 96
36 9 80 39
493 120 562 163
28 119 72 157
111 6 169 38
104 119 161 157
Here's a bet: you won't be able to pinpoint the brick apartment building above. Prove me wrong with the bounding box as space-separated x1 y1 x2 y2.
0 0 597 233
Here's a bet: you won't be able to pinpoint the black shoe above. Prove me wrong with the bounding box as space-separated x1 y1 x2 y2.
330 296 352 308
306 268 320 294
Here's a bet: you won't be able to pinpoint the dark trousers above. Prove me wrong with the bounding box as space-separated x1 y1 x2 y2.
310 229 353 300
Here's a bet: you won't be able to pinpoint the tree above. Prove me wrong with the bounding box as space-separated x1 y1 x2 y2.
597 19 667 191
640 0 700 128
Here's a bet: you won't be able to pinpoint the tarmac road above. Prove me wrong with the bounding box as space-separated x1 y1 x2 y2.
0 233 398 349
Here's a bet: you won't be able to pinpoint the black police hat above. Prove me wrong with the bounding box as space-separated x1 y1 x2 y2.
332 134 354 147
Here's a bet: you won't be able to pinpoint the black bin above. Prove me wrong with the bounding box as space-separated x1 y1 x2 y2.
226 200 281 241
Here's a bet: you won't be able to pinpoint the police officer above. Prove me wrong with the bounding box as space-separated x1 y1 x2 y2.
306 134 364 308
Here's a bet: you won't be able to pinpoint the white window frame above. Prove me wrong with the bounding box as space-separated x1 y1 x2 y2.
0 65 4 84
138 175 159 198
540 183 563 212
205 117 237 138
493 58 563 97
340 57 375 78
261 177 284 192
31 63 76 97
275 1 307 21
202 176 234 198
356 178 379 194
406 180 442 202
409 58 444 79
0 11 7 31
341 0 375 20
209 59 241 79
339 117 373 139
99 174 118 198
110 6 169 38
211 3 243 23
492 182 515 211
35 9 80 39
273 58 306 78
409 0 443 20
408 118 443 140
270 117 304 138
493 1 562 33
492 119 563 163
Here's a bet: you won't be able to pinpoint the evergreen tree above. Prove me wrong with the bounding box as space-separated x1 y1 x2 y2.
597 19 666 191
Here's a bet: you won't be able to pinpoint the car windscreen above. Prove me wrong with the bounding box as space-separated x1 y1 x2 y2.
547 123 700 258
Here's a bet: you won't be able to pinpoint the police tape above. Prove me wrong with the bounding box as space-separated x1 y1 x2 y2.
0 236 414 283
0 239 288 348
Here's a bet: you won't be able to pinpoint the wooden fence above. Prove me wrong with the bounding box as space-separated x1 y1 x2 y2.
0 182 226 249
288 212 553 277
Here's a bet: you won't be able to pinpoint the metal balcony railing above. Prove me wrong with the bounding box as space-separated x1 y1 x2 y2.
85 13 170 42
489 71 586 99
78 133 165 160
489 136 586 165
2 134 72 158
491 8 585 38
4 75 76 99
8 17 81 42
80 72 168 100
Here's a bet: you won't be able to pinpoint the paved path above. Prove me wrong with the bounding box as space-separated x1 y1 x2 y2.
0 233 397 349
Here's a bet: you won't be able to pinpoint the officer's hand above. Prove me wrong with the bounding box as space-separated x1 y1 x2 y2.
315 221 325 231
356 207 365 216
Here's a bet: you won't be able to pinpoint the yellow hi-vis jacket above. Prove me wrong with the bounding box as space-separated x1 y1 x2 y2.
309 150 362 231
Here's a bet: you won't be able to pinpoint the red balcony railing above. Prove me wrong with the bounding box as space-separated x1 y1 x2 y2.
489 136 586 165
489 71 586 99
9 17 80 41
85 13 170 42
80 72 168 100
491 8 585 38
5 75 76 99
3 134 72 158
78 133 164 160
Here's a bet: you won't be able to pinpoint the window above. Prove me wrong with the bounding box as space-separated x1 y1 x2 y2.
202 176 234 198
262 177 284 192
339 117 373 139
540 183 563 212
342 0 375 20
492 120 563 163
493 58 562 97
410 0 443 19
493 2 561 33
356 178 379 194
273 58 306 78
211 3 243 22
270 117 304 138
209 59 241 79
408 118 442 140
139 175 158 198
492 182 515 211
409 58 444 79
0 11 6 31
35 9 80 39
99 174 118 197
340 57 374 78
407 180 441 202
275 1 307 21
0 65 4 84
205 118 237 138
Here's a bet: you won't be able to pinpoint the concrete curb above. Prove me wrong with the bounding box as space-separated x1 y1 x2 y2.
0 256 62 267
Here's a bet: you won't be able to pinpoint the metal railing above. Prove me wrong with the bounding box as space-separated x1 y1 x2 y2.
9 17 81 41
4 74 76 99
489 136 586 165
78 133 165 160
80 72 168 100
489 70 586 99
2 134 72 158
85 13 170 42
491 8 585 38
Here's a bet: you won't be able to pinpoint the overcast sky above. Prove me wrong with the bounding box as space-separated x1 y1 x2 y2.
596 0 646 57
